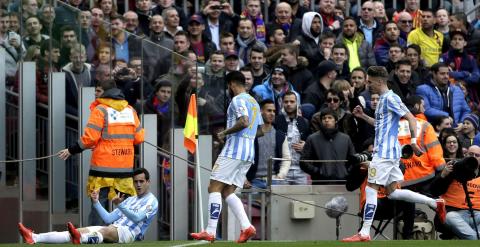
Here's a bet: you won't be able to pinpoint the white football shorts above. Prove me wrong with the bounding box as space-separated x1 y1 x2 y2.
367 156 403 186
210 156 252 188
85 225 135 243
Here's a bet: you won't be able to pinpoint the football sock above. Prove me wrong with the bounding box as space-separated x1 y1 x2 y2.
80 231 104 244
359 186 378 236
388 189 436 208
225 193 251 230
206 192 222 235
33 231 70 243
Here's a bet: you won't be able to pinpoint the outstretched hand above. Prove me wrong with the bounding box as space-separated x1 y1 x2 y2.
58 149 71 160
112 192 125 205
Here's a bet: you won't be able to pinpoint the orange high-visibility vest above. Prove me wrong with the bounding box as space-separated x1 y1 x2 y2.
398 115 445 186
79 104 144 177
441 177 480 210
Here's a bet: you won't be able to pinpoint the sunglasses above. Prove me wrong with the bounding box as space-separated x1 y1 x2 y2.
327 97 340 103
400 20 413 24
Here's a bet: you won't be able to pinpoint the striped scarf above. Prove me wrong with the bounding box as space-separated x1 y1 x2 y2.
241 10 266 43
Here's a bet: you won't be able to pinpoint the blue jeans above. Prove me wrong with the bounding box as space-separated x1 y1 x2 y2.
445 210 480 240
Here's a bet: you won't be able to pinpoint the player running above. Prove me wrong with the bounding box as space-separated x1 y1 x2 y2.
190 71 263 243
18 168 158 245
342 66 446 242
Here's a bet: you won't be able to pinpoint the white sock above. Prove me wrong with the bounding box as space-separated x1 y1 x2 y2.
359 186 378 236
225 193 251 230
387 189 436 208
205 192 222 235
80 231 104 244
33 231 70 243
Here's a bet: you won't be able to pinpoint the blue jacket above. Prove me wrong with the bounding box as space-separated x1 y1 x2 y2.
252 77 301 111
416 80 470 125
440 50 480 85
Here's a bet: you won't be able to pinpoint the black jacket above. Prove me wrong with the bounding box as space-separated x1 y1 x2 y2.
296 32 324 73
274 115 310 142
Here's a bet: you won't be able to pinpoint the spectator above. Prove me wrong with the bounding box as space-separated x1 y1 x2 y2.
244 46 269 87
36 39 61 104
440 30 480 86
374 21 406 66
240 0 266 44
266 23 286 47
144 79 174 148
90 8 108 43
252 65 299 112
187 14 216 63
266 2 302 43
219 31 236 52
8 12 21 34
311 88 355 136
331 79 354 110
0 13 24 83
162 7 182 39
406 44 430 84
459 114 480 150
224 50 240 73
319 0 342 35
113 57 153 107
21 0 38 24
93 43 115 70
449 12 480 58
432 116 453 137
430 145 480 240
123 11 144 36
78 10 97 62
200 0 239 50
152 0 187 30
441 131 464 160
240 67 254 93
96 0 117 22
280 44 312 95
142 15 174 85
331 43 350 80
134 0 153 36
204 51 226 96
23 16 50 49
275 91 310 185
385 44 405 73
55 0 88 29
396 11 413 40
246 99 291 189
436 9 450 37
110 15 135 63
336 16 376 72
296 12 323 73
416 63 470 126
407 9 444 67
394 0 422 29
303 60 337 113
373 1 387 25
236 18 266 65
39 4 56 36
58 25 79 67
357 0 383 47
301 107 356 183
387 59 416 103
62 44 93 115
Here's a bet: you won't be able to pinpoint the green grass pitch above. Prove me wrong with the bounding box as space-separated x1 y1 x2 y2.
2 240 480 247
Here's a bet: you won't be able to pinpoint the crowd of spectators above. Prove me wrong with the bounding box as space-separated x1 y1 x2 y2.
2 0 480 239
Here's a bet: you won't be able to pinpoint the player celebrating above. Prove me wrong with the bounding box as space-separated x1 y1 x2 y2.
190 71 263 243
342 66 446 242
18 168 158 245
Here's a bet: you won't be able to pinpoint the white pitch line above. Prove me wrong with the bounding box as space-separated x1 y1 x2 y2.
170 240 210 247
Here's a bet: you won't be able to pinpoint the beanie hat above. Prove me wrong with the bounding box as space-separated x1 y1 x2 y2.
464 114 479 130
316 60 337 79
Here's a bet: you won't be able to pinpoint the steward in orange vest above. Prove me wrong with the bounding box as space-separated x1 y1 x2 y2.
59 87 145 199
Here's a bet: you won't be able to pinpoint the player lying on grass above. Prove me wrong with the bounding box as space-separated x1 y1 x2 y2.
18 168 158 244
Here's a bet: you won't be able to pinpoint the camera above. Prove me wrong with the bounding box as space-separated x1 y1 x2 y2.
451 156 479 183
349 151 372 164
212 5 224 10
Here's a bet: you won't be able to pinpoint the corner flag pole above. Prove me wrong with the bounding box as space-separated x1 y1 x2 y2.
195 138 204 231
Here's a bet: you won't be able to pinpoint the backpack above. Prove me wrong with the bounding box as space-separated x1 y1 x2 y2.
397 209 436 240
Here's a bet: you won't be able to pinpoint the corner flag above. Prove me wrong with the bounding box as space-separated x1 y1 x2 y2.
184 94 198 154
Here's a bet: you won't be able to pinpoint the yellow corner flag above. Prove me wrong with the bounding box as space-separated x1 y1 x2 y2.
184 94 198 154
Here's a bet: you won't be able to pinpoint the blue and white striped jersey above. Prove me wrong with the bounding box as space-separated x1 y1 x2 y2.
373 90 410 159
220 92 263 162
112 192 158 241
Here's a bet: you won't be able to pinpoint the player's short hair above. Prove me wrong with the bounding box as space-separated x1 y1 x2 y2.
133 167 150 180
367 66 389 80
260 99 275 109
225 71 246 86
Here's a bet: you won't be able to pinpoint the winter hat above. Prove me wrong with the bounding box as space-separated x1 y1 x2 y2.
316 60 336 79
464 114 479 130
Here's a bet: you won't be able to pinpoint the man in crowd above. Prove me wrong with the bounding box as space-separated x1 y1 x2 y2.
407 9 443 67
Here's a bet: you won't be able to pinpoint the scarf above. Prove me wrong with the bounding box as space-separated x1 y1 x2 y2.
319 124 338 140
153 96 170 114
236 35 256 63
241 10 266 43
276 18 292 35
